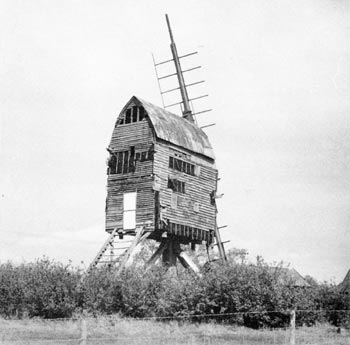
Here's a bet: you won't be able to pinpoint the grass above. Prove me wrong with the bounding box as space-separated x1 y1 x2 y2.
0 317 349 345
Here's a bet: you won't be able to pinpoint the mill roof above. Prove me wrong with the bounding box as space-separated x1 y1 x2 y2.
338 269 350 293
121 96 215 160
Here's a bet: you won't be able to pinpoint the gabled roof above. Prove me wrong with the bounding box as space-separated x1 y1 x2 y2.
269 267 311 287
119 96 215 160
338 269 350 293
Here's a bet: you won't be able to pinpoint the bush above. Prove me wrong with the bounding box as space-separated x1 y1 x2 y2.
0 253 348 329
0 258 80 318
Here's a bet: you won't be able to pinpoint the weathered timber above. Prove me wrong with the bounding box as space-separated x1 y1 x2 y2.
117 226 150 274
86 16 227 276
105 96 220 247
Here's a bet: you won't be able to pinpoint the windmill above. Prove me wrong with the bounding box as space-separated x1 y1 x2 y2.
86 15 227 276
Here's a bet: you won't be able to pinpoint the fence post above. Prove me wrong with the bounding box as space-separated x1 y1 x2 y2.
290 310 296 345
79 318 87 345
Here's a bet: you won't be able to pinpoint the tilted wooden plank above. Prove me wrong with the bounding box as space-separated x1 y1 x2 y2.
117 226 150 274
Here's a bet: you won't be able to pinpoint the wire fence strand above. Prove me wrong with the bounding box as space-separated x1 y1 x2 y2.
1 309 349 345
4 308 349 322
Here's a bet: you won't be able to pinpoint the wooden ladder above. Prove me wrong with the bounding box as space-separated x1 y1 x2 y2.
84 226 149 278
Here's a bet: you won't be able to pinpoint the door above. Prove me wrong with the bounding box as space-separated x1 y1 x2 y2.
123 192 137 230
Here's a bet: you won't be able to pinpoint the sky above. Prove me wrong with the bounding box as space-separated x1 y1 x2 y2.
1 0 349 283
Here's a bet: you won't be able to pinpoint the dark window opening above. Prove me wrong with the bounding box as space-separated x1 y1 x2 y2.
139 106 145 121
109 148 148 175
129 146 135 172
133 146 154 163
107 146 155 175
169 157 195 176
175 159 181 171
118 106 146 125
108 154 117 174
141 151 147 162
132 106 138 122
122 151 129 174
125 109 131 124
116 152 123 174
148 144 154 160
168 178 185 194
190 165 195 175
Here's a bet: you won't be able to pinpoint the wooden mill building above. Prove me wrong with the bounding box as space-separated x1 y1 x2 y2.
106 96 217 247
85 15 226 274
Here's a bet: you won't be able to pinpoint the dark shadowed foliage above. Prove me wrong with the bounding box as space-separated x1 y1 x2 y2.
0 252 349 328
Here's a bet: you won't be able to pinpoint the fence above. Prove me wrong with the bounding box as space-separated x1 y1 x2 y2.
0 310 349 345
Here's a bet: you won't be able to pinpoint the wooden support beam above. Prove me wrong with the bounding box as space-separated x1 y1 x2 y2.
162 240 179 266
217 225 228 230
214 220 227 262
117 226 145 274
146 240 169 268
214 240 230 246
178 251 200 275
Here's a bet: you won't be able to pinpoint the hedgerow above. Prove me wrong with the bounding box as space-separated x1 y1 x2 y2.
0 252 349 328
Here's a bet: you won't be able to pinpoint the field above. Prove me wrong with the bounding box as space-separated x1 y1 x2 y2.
0 317 349 345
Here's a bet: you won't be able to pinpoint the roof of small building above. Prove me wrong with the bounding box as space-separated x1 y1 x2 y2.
269 267 311 288
338 269 350 293
120 96 215 160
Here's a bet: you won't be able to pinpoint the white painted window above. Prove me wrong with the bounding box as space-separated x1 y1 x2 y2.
171 193 178 209
123 192 137 229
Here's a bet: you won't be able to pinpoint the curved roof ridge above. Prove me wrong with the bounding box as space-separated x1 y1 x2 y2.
130 96 215 160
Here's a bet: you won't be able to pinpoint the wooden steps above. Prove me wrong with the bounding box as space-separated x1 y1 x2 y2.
84 226 149 279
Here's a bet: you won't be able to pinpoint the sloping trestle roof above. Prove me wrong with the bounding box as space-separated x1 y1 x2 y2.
118 96 215 160
338 269 350 293
269 267 311 287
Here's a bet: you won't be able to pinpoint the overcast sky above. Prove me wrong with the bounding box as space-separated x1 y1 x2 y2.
1 0 349 283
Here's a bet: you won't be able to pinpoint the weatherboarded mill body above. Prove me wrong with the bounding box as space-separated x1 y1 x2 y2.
106 96 217 246
86 15 225 274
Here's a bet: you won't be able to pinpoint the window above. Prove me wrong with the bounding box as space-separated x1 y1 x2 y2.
108 146 154 175
107 154 117 174
123 192 136 229
115 152 121 174
132 106 138 122
139 106 145 121
125 109 131 124
141 151 147 162
129 146 135 172
118 106 146 125
171 193 178 209
169 157 195 176
168 178 185 194
148 144 154 160
122 151 129 174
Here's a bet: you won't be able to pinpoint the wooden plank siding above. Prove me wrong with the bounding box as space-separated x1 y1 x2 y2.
105 99 218 245
109 117 154 151
153 142 217 243
105 114 155 233
106 175 154 231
